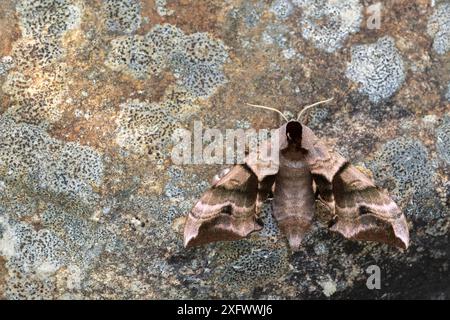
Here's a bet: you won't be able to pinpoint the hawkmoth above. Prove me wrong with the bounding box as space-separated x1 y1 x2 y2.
183 101 410 251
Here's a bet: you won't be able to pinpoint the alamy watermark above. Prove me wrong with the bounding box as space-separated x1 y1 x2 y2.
171 121 281 165
367 3 383 30
366 265 381 290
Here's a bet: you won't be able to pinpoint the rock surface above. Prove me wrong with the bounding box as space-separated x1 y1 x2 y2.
0 0 449 299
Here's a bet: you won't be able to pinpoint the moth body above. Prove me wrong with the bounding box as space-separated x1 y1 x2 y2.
273 153 314 250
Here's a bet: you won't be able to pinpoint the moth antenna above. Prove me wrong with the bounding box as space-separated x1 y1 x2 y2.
297 97 334 121
246 103 289 122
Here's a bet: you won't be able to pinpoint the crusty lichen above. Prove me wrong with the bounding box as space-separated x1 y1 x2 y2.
155 0 174 17
368 137 437 219
346 36 406 103
436 115 450 165
115 99 176 159
0 117 104 204
270 0 294 20
103 0 142 34
0 56 14 75
16 0 81 38
2 0 82 127
427 3 450 55
115 86 198 159
106 23 229 98
296 0 362 53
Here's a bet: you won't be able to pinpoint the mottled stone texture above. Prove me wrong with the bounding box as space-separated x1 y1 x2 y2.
0 0 449 299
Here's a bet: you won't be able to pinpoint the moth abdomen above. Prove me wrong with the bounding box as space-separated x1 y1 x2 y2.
272 152 315 250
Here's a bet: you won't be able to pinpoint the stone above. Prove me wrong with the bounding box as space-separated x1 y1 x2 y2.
0 0 448 300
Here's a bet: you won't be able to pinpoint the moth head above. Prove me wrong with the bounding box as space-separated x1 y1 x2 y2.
286 120 303 145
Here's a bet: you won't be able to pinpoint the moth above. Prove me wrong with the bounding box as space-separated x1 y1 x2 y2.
183 100 410 251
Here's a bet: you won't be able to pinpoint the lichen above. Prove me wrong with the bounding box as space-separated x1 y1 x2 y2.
2 0 82 127
105 35 165 79
239 1 265 28
0 216 63 299
270 0 294 20
103 0 142 34
346 36 406 103
114 83 199 158
155 166 209 225
2 63 68 126
0 56 14 76
427 3 450 55
319 278 337 297
155 0 174 17
106 24 229 98
16 0 81 38
217 245 289 288
368 137 435 209
0 117 104 204
41 206 118 267
436 115 450 165
261 23 291 49
115 99 176 158
0 200 117 299
296 0 363 53
445 82 450 101
259 202 281 239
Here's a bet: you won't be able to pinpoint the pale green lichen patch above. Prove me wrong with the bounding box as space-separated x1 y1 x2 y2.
2 50 67 126
2 63 68 126
270 0 294 21
103 0 142 34
319 277 337 297
0 201 117 299
155 0 174 17
0 215 64 299
215 244 289 288
368 137 435 212
16 0 81 38
106 24 229 98
0 117 104 204
296 0 362 53
115 86 198 158
2 0 83 127
11 38 64 70
427 3 450 55
41 206 118 267
105 35 166 79
436 115 450 165
0 56 14 75
115 99 176 159
346 37 406 103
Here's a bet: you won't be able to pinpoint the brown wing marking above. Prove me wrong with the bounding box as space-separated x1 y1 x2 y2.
302 124 409 249
330 164 409 249
184 164 272 248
